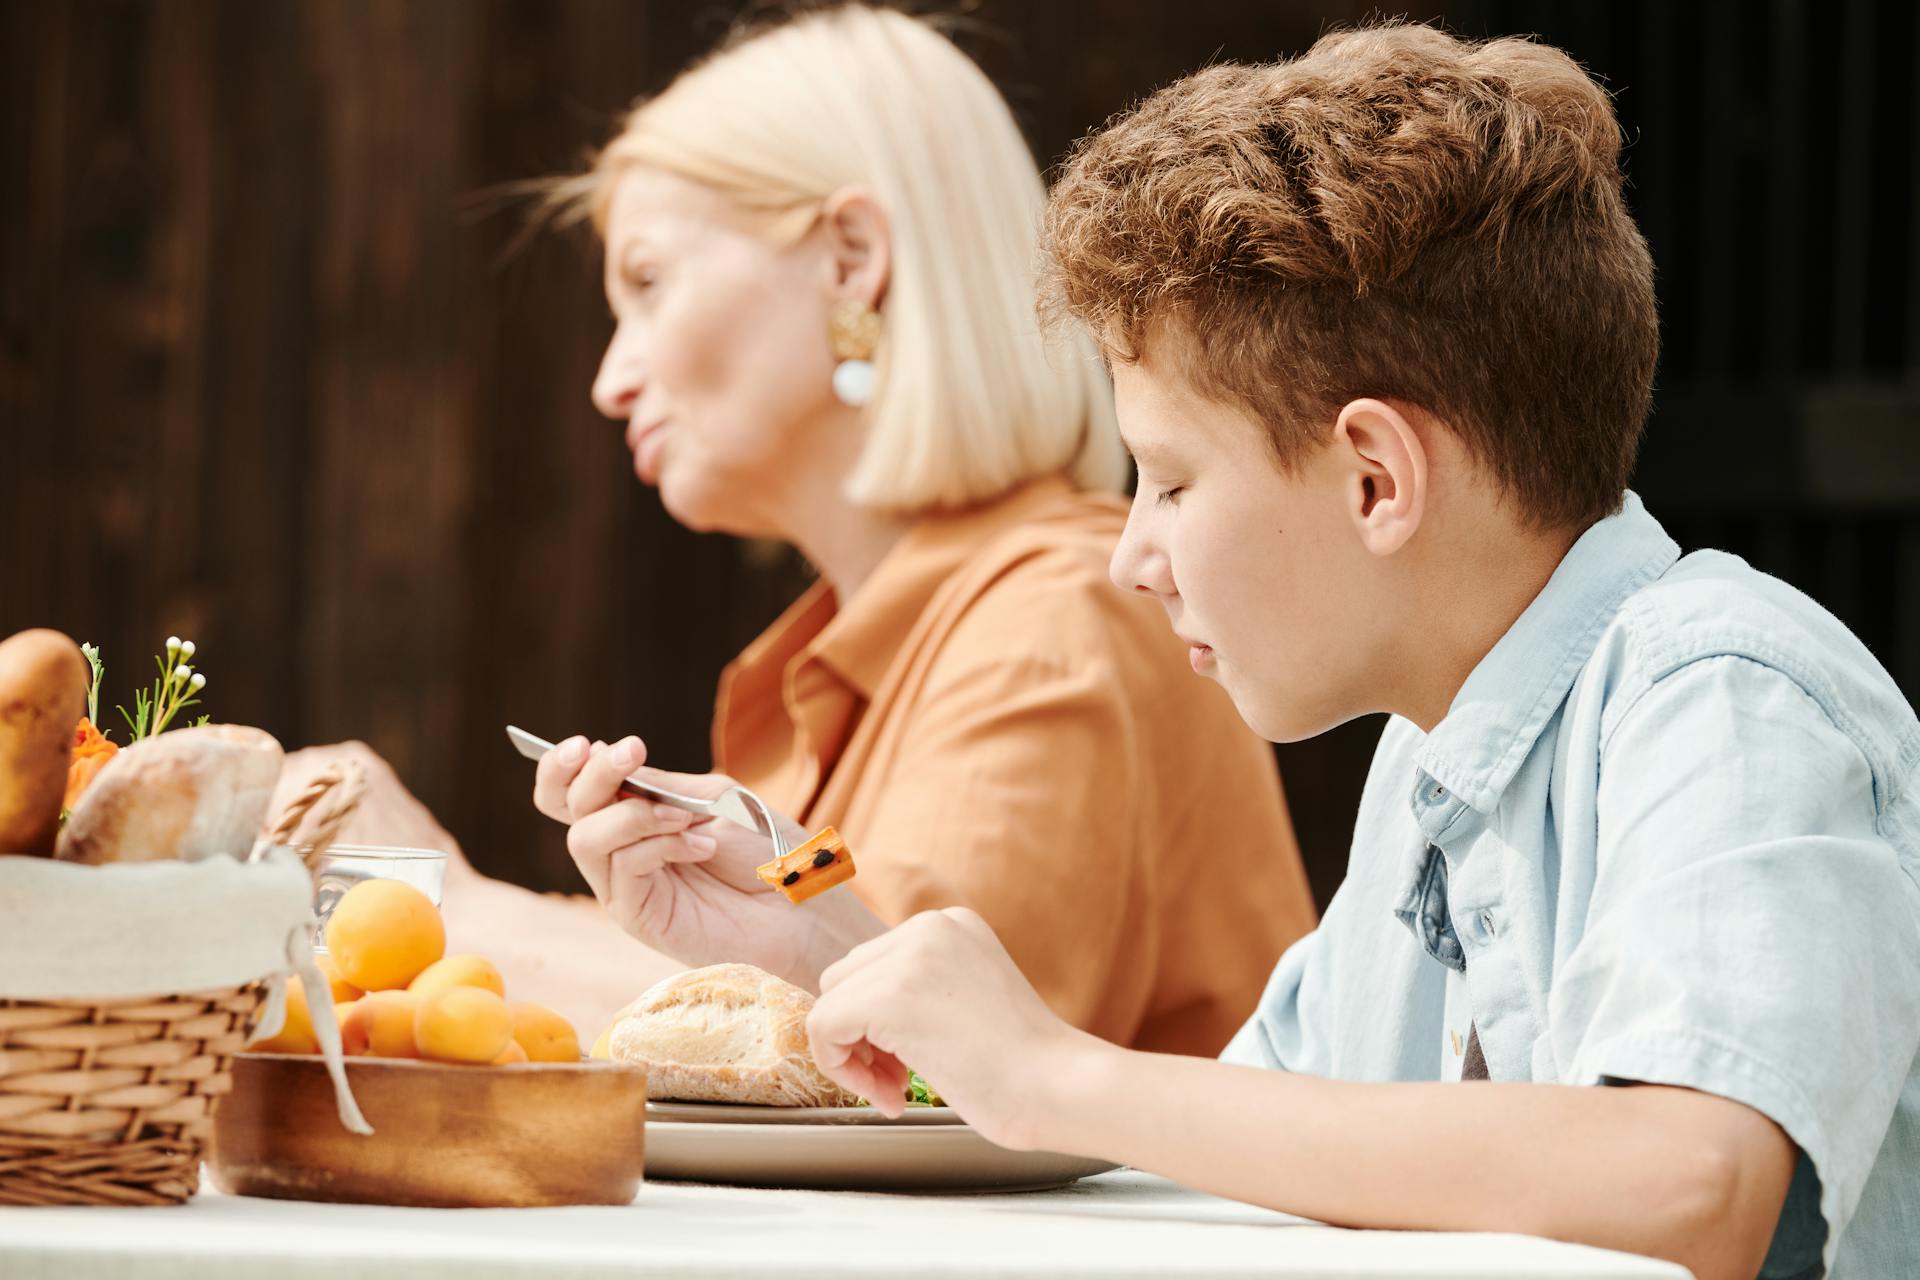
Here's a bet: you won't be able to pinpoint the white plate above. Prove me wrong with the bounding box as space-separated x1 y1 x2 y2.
645 1109 1120 1192
646 1101 962 1127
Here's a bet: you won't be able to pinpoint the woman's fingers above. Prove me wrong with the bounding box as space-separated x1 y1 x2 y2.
600 833 720 926
532 734 591 822
563 736 649 822
567 798 701 887
571 797 696 852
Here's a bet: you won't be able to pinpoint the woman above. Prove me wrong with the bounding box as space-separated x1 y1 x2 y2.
297 4 1316 1055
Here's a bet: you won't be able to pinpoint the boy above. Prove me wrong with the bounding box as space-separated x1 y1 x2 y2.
803 23 1920 1280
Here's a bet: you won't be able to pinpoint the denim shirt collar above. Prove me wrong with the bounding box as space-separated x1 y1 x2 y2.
1414 491 1681 826
1392 491 1681 977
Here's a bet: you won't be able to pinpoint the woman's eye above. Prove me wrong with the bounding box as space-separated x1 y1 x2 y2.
1156 485 1185 507
624 267 658 293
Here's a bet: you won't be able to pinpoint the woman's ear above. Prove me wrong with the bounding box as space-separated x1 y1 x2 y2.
819 187 891 310
1332 398 1427 556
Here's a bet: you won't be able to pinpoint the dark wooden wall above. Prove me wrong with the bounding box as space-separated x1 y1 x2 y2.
5 0 1917 907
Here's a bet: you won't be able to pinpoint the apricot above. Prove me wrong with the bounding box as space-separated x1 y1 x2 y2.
413 986 511 1065
324 880 445 992
252 976 318 1054
507 1002 581 1063
340 989 422 1059
315 954 364 1004
409 954 505 1001
492 1039 529 1065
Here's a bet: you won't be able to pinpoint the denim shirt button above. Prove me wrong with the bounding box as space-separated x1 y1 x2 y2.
1479 909 1496 938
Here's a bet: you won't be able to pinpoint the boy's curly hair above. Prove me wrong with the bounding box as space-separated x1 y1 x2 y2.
1043 22 1658 530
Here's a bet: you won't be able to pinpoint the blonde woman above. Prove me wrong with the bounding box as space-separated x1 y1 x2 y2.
298 4 1316 1054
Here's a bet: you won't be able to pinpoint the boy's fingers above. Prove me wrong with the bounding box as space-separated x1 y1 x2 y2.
809 993 911 1118
818 926 901 993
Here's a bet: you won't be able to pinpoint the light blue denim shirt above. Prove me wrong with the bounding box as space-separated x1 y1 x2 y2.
1224 492 1920 1278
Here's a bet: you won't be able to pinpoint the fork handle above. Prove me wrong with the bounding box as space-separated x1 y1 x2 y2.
613 776 715 818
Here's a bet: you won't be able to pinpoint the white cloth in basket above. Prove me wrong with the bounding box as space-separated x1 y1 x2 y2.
0 848 370 1134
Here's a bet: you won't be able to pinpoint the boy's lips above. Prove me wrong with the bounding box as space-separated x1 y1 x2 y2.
1179 635 1215 672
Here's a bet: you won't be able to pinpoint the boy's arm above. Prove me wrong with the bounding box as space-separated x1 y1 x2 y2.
809 909 1793 1280
1060 1044 1794 1280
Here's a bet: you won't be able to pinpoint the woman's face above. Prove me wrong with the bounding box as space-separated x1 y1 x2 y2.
592 166 841 537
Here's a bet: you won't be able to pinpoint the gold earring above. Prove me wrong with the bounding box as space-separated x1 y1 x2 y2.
828 299 881 406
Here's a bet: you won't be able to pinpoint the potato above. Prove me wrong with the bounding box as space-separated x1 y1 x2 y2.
0 629 89 856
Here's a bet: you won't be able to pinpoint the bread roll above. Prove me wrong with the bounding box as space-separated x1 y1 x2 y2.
609 964 861 1107
55 723 284 864
0 629 89 856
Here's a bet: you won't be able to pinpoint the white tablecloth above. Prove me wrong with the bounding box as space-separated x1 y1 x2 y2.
0 1170 1690 1279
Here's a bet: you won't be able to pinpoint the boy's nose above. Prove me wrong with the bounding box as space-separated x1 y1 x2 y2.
1110 520 1174 600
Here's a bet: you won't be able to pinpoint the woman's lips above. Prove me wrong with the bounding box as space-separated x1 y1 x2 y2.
626 420 668 485
1188 643 1215 672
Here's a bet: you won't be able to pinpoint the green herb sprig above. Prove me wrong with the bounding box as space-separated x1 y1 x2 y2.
80 642 103 724
110 635 210 742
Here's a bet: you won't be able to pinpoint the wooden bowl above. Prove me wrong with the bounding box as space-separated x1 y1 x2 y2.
208 1053 648 1208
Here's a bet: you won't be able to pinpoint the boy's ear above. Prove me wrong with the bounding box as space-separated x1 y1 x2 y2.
1332 398 1426 556
819 187 891 309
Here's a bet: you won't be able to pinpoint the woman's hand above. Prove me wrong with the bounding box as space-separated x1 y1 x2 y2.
805 907 1099 1149
533 734 884 990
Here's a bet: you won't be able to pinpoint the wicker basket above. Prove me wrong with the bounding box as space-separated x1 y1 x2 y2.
0 984 264 1205
0 762 365 1207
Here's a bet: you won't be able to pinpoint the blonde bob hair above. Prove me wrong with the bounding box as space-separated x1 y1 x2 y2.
562 3 1125 510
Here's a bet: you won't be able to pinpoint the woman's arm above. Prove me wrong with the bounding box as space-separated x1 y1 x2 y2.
276 742 684 1036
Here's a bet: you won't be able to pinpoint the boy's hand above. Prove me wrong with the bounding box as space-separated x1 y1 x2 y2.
806 907 1099 1150
533 734 883 990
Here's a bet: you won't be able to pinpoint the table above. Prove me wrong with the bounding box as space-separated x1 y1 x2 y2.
0 1170 1690 1279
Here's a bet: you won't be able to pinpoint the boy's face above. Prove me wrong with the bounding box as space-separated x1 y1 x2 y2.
1107 355 1390 743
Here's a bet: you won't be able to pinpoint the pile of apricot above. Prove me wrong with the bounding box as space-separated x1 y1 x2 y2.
253 879 579 1066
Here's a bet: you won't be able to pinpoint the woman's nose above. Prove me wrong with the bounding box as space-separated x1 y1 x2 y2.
591 326 645 420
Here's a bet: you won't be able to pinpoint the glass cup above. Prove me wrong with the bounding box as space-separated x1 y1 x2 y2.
307 844 449 951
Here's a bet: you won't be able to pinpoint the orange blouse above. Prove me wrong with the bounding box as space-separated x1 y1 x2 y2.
715 476 1317 1056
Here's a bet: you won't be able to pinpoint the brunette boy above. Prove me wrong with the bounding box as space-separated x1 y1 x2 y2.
805 23 1920 1280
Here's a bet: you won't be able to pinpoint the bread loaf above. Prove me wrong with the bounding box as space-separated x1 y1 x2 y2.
0 629 89 856
55 723 284 864
609 964 860 1107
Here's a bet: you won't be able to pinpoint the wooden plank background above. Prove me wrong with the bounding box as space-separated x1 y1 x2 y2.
4 0 1916 905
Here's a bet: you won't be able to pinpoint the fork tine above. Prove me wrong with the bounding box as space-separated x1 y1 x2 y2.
712 785 789 860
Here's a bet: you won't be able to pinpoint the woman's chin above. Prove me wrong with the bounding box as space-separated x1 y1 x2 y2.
654 472 739 536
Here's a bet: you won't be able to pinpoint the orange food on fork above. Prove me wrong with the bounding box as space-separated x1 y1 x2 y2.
755 826 856 904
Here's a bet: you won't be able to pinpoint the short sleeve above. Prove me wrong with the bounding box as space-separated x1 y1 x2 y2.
846 583 1150 1038
1551 654 1920 1275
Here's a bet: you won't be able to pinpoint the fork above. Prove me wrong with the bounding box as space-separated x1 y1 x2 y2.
505 725 792 864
